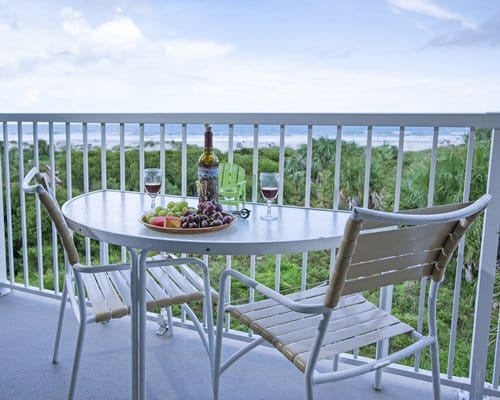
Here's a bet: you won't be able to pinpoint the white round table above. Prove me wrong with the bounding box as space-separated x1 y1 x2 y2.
63 190 349 255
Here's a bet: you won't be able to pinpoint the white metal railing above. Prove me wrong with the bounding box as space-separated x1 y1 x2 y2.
0 113 499 399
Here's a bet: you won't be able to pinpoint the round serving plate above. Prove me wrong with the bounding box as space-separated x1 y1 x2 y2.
139 214 236 234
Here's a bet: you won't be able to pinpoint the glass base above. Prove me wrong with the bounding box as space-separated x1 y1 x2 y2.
260 214 278 221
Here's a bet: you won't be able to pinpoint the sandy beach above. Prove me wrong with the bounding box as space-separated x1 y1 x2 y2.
46 132 464 153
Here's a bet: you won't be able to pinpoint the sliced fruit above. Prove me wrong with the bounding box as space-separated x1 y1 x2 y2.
165 216 182 228
150 216 167 227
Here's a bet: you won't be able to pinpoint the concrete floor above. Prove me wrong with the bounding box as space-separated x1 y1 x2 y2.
0 290 463 400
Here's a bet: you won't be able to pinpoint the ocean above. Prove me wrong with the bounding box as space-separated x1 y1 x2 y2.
4 123 468 152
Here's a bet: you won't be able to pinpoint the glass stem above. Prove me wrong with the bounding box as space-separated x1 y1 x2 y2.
267 200 272 216
151 197 155 210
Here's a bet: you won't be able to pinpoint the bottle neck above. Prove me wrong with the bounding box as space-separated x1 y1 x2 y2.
204 130 213 150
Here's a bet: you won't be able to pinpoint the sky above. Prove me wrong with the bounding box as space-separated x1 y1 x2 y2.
0 0 499 113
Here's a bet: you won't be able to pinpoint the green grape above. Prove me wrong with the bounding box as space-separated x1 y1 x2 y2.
162 201 195 218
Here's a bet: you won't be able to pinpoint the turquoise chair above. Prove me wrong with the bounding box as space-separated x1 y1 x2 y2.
219 163 246 207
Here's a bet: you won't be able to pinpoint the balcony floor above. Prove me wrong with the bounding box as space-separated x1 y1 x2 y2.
0 290 462 400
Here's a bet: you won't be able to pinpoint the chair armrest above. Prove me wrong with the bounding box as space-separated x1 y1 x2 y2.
143 256 209 274
73 257 209 275
22 167 41 193
72 262 131 273
221 269 328 315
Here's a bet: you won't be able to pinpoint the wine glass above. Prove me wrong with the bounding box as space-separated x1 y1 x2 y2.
260 172 279 220
144 168 162 210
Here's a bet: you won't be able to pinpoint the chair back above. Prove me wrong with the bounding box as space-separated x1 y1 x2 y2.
22 167 80 266
219 163 245 189
324 195 490 308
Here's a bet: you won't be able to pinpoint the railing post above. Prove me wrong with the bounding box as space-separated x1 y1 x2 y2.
469 127 500 399
0 135 10 296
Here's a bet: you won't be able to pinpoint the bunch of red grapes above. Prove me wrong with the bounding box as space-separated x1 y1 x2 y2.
180 201 234 229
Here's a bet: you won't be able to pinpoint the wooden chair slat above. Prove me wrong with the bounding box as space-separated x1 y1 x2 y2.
348 249 440 279
144 270 174 309
361 201 471 230
232 294 366 338
164 266 200 294
342 264 434 296
93 272 128 318
286 314 402 357
148 268 185 297
352 222 456 264
243 292 328 320
110 270 132 306
294 321 413 371
274 308 388 348
80 274 110 322
234 285 329 313
263 298 373 338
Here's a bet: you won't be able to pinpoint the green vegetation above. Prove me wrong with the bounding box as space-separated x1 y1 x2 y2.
2 129 498 380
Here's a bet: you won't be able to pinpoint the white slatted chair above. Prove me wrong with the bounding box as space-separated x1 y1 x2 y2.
213 195 490 400
22 167 217 400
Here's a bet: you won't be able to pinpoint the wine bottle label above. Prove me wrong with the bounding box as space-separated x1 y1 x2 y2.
198 166 219 203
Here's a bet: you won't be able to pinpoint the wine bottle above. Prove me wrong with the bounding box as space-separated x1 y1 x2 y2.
197 126 219 204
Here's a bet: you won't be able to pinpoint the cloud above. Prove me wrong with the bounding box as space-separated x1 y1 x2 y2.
426 12 500 47
1 2 498 113
388 0 477 30
0 6 148 76
0 3 17 29
0 2 236 92
22 89 40 106
58 8 235 67
3 46 499 113
0 19 55 76
60 7 144 61
163 39 234 63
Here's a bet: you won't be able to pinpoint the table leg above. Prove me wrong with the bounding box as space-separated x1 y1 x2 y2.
138 250 149 400
127 248 139 400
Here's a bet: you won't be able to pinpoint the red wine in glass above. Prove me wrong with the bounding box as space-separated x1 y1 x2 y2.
144 168 162 210
260 173 280 220
145 182 161 195
261 187 278 201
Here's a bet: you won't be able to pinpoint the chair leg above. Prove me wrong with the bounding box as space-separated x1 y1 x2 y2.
212 334 221 400
428 280 441 399
166 306 174 336
52 281 68 363
68 318 87 400
156 307 174 337
213 310 225 400
430 339 441 399
305 374 314 400
332 355 339 371
373 339 387 390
